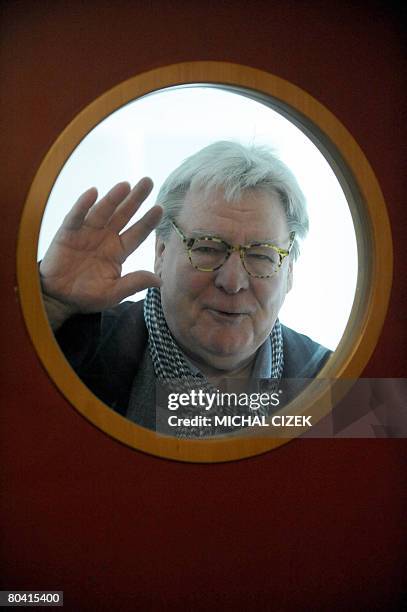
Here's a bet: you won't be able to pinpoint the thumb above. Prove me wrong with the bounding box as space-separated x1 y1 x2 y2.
114 270 162 302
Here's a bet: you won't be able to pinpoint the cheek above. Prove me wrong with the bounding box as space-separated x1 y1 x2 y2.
175 266 214 298
254 279 287 316
162 260 211 313
187 271 213 293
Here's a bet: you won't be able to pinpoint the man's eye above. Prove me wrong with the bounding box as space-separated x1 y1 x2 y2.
247 252 275 263
193 246 220 253
191 241 225 254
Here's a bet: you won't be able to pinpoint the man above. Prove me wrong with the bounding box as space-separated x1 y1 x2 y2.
41 141 331 433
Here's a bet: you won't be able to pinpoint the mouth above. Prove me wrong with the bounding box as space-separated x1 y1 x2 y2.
206 308 248 322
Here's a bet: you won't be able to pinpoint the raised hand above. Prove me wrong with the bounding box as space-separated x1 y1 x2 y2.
40 178 162 317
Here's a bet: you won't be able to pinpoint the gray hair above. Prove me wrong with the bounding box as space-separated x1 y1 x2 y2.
155 141 308 260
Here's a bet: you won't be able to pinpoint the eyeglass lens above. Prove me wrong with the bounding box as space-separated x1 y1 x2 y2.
189 239 281 276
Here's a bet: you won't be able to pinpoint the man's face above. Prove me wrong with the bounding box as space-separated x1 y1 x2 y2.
155 187 293 373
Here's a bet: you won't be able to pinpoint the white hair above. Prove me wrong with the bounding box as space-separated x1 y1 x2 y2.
156 141 308 259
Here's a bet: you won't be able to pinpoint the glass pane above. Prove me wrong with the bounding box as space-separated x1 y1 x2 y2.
38 86 357 351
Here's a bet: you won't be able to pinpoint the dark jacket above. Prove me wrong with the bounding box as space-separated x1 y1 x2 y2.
56 301 331 426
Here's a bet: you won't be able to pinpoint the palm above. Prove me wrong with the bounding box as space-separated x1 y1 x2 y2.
40 179 162 313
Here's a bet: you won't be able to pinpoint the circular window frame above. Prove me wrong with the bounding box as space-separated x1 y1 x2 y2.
17 61 393 462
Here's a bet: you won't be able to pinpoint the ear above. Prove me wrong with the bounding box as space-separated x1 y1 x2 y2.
286 259 293 294
154 235 166 276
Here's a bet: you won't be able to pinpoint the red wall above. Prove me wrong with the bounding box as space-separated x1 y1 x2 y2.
1 2 406 610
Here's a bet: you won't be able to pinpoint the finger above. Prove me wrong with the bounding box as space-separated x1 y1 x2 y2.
114 270 162 302
107 177 154 233
120 205 163 259
62 187 98 230
84 182 131 228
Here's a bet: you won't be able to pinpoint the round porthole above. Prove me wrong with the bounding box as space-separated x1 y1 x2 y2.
17 62 393 462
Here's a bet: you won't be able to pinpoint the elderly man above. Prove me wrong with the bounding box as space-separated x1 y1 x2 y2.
41 141 330 432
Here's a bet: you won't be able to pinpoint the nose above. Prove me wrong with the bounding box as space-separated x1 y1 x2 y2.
214 251 250 294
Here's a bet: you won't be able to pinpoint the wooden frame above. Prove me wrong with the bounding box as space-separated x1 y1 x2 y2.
16 61 393 462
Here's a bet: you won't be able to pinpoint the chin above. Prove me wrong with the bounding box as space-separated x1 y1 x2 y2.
198 338 254 366
202 328 248 351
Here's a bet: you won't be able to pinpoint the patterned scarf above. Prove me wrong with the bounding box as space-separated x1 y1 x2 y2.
144 287 284 437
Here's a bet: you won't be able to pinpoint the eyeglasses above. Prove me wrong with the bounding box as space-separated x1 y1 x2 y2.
170 219 295 279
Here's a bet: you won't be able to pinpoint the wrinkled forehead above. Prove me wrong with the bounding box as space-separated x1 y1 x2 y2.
178 185 289 241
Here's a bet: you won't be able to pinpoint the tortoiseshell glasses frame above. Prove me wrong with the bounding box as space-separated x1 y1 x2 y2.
170 219 295 279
